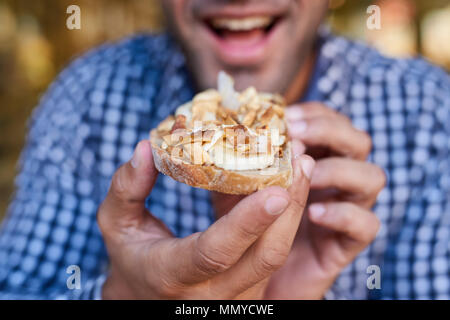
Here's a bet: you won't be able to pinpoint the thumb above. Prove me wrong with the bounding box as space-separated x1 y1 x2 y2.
100 140 158 222
211 142 315 294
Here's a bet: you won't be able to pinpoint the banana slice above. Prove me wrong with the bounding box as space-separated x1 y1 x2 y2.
209 140 275 171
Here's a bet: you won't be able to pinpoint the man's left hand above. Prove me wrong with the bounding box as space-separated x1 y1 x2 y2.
264 102 386 299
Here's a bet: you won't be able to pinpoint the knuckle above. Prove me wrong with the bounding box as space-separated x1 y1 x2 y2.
96 204 107 233
110 166 129 201
369 216 381 239
108 164 133 202
144 246 185 298
363 131 372 151
359 165 386 200
315 103 335 116
306 118 328 140
372 166 387 191
359 214 380 243
358 131 372 159
315 158 334 177
314 117 330 130
96 202 113 239
156 276 184 298
289 193 306 215
298 102 316 114
339 205 354 226
235 223 262 243
258 242 290 274
194 238 233 275
363 131 372 157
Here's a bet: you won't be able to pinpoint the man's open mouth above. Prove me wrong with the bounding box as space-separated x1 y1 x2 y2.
206 15 280 39
201 14 284 65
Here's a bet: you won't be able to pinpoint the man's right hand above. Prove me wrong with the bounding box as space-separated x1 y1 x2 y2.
98 140 313 299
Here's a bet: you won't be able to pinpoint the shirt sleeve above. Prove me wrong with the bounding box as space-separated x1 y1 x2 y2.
0 56 110 299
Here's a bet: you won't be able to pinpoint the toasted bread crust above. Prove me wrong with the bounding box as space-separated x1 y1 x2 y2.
150 129 292 195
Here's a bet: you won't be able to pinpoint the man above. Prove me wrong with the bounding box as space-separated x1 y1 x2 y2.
0 0 448 299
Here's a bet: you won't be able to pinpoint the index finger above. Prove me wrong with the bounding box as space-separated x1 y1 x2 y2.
154 186 292 285
288 116 372 160
286 102 346 122
208 143 315 297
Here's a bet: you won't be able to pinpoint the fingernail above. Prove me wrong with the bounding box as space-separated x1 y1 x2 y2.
265 196 289 215
288 121 308 137
300 157 315 180
130 144 141 169
291 140 306 160
309 203 326 220
285 107 304 122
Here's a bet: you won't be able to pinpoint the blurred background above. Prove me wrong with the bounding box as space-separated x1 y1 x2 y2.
0 0 449 220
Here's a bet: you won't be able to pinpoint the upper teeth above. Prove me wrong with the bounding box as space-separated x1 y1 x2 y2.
211 16 273 31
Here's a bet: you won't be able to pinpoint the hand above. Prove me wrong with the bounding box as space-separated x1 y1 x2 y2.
98 140 315 299
263 102 385 299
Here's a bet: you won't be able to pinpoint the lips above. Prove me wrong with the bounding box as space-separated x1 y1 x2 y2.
210 16 274 31
200 14 283 66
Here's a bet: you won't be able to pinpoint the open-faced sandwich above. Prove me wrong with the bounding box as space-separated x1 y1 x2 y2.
150 72 292 195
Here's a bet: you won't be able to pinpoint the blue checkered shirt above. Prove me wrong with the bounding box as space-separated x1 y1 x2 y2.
0 31 449 299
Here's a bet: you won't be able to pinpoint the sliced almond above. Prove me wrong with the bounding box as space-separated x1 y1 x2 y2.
171 114 187 133
193 89 221 103
216 106 228 120
225 108 239 120
193 111 217 123
240 87 258 103
224 114 238 125
241 110 257 127
183 142 210 165
224 126 253 152
167 145 184 159
278 146 284 158
245 135 260 156
271 133 286 147
200 121 222 131
239 87 261 112
272 104 285 118
258 107 275 126
269 115 286 134
175 102 193 123
192 101 218 122
259 93 285 106
164 129 216 147
193 101 218 113
157 116 175 133
203 130 224 152
256 134 272 156
163 130 184 146
218 71 241 110
216 107 236 124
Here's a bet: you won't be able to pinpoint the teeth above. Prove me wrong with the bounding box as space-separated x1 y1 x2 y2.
211 16 273 31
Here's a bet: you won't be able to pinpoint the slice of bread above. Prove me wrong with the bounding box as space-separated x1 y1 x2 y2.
149 71 293 195
150 130 292 195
